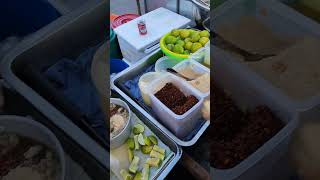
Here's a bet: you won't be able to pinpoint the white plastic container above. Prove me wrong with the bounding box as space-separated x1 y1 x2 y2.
173 59 210 98
0 115 66 180
138 72 162 106
154 56 179 72
147 73 204 138
114 7 191 63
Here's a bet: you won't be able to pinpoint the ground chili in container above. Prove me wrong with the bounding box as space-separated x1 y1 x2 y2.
155 83 199 115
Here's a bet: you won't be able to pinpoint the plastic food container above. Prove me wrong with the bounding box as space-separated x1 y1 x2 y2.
138 72 162 106
110 98 132 149
147 73 204 138
173 59 210 98
154 56 179 72
114 7 191 63
212 0 320 116
0 115 66 180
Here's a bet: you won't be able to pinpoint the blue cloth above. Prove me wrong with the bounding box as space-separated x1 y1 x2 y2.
123 64 206 140
44 46 107 139
0 0 60 41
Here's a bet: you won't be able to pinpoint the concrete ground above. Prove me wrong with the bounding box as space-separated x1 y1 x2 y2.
111 0 146 15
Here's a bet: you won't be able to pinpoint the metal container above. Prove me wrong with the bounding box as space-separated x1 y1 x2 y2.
112 49 210 146
111 90 182 179
0 0 108 170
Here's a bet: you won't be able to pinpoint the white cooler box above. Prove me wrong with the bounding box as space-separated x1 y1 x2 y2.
114 7 191 64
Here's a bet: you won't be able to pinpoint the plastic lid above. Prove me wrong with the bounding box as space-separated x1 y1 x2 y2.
111 14 139 29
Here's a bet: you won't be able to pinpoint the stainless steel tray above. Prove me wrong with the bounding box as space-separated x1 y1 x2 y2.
111 91 182 179
112 49 210 146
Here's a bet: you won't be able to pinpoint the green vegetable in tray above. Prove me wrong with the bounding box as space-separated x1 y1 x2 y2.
144 136 151 146
137 133 145 146
146 157 162 167
142 164 150 180
128 149 134 163
133 172 142 180
152 145 165 155
134 135 140 150
133 124 145 135
120 169 133 180
148 135 158 145
150 150 165 161
129 156 140 174
127 138 135 150
141 145 153 154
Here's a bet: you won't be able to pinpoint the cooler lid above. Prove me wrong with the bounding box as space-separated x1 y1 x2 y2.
114 8 191 51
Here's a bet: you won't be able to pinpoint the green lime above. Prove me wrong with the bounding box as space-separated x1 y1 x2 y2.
134 172 142 180
184 38 191 43
166 44 174 51
183 50 190 55
148 135 158 145
173 44 184 54
171 29 180 37
141 145 153 154
200 30 210 38
190 33 201 43
180 29 190 39
191 42 203 53
138 133 145 145
144 136 152 146
184 42 193 50
165 35 177 44
127 138 135 150
199 37 209 46
133 123 145 135
176 40 185 47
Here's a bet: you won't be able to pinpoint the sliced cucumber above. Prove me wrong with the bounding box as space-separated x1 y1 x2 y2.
127 138 135 150
150 150 165 161
138 133 145 145
128 149 134 163
142 164 150 180
152 145 165 155
141 146 153 154
129 156 140 174
120 169 133 180
148 135 158 145
133 123 145 135
146 157 162 168
134 135 140 150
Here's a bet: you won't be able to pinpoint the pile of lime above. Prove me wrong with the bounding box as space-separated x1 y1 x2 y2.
164 29 210 55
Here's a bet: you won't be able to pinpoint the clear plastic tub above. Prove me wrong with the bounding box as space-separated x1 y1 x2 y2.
213 0 320 113
211 44 299 180
147 73 204 138
173 59 210 98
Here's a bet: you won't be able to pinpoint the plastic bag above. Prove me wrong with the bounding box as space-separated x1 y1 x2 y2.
189 42 210 65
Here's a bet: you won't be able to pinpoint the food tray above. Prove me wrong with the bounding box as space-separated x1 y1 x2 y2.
0 0 108 169
212 43 299 180
111 91 182 180
213 0 320 117
112 49 210 146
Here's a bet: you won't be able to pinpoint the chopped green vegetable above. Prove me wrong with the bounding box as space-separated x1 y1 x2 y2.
134 135 140 150
120 169 133 180
150 150 165 161
141 146 153 154
137 133 145 146
146 157 162 167
148 135 158 145
127 138 135 150
133 172 142 180
144 136 151 146
129 156 140 174
133 123 145 134
142 164 150 180
152 145 165 155
128 149 134 163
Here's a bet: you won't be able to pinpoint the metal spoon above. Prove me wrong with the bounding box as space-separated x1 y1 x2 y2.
166 68 193 81
213 31 276 62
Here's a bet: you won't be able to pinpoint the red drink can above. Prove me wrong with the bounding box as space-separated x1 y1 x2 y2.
137 19 147 35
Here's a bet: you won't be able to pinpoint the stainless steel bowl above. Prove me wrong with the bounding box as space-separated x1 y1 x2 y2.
110 98 132 149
